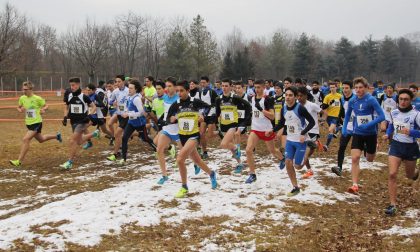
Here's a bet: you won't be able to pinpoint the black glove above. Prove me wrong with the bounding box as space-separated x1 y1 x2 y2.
62 116 68 126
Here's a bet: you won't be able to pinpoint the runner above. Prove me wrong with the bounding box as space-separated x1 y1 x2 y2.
383 89 420 215
272 82 287 169
245 79 284 184
332 80 354 176
166 80 218 198
106 80 120 146
310 81 325 107
379 84 397 132
296 87 322 179
60 77 100 169
9 81 62 167
107 75 129 162
321 81 342 151
198 76 218 159
342 77 385 194
246 78 255 97
155 77 180 185
233 80 252 155
84 84 113 149
409 84 420 111
216 79 252 173
277 86 315 196
119 79 156 165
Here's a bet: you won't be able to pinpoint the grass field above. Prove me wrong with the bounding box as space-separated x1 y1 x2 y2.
0 94 419 251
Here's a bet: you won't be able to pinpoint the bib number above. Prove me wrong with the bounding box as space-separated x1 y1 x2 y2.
356 115 372 125
70 104 83 114
221 111 234 122
333 100 340 106
179 118 195 132
288 125 295 134
394 121 409 133
385 106 393 113
237 110 245 119
26 109 35 118
118 105 125 111
253 110 261 118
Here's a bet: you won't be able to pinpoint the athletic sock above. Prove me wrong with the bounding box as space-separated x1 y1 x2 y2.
182 184 188 190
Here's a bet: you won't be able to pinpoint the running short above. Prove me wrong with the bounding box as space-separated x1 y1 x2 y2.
90 117 105 126
251 130 275 141
71 123 89 133
351 134 377 154
306 133 320 149
109 108 117 117
179 134 200 146
389 140 420 161
26 123 42 133
327 116 338 126
117 115 128 129
162 130 180 142
285 140 307 166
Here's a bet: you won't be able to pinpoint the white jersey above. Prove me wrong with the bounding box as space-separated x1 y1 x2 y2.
283 104 307 142
341 95 355 132
389 108 420 143
310 90 322 106
251 97 273 132
303 101 321 135
382 95 397 121
115 86 129 115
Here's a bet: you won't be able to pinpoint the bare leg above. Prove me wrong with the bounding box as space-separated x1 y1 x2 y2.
245 132 259 174
17 131 38 162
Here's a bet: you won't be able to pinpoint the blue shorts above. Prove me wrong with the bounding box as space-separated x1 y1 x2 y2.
389 140 420 161
327 116 338 126
162 130 180 142
109 108 117 117
285 140 307 166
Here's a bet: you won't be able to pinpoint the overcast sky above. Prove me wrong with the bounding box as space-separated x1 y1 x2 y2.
3 0 420 42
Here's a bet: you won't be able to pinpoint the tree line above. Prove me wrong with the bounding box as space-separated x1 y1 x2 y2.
1 3 419 89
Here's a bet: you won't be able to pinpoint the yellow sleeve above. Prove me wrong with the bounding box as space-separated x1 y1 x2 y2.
323 94 330 105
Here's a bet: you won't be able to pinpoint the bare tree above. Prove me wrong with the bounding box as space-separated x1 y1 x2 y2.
65 20 111 81
0 3 27 76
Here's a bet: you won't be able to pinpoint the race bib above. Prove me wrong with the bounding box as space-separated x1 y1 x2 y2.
221 111 234 122
275 111 281 122
26 109 36 119
179 118 195 132
118 104 126 111
70 104 83 114
253 110 263 118
356 115 372 125
237 110 245 119
394 121 409 133
385 106 393 113
333 99 340 106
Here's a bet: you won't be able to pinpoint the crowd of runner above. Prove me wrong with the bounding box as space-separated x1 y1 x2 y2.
9 75 420 216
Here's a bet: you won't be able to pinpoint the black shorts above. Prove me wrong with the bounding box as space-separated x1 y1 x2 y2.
389 140 420 161
90 117 105 126
351 134 377 154
204 115 217 125
117 115 128 129
179 133 200 146
26 123 42 133
306 133 320 149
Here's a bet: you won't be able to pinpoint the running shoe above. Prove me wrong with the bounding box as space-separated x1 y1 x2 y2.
92 129 100 139
9 160 21 167
245 174 257 184
279 158 286 170
109 137 115 146
82 141 93 150
322 145 329 152
117 159 126 166
157 176 169 185
210 171 217 189
56 132 62 143
347 184 359 194
175 187 189 198
412 170 419 181
202 151 209 160
302 170 314 179
331 166 342 176
234 147 241 159
59 160 73 170
168 144 176 159
107 154 117 161
194 164 201 175
287 187 300 197
234 163 244 174
384 205 397 216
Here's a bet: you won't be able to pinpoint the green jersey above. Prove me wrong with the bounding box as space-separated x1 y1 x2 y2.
152 96 165 118
18 94 45 125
